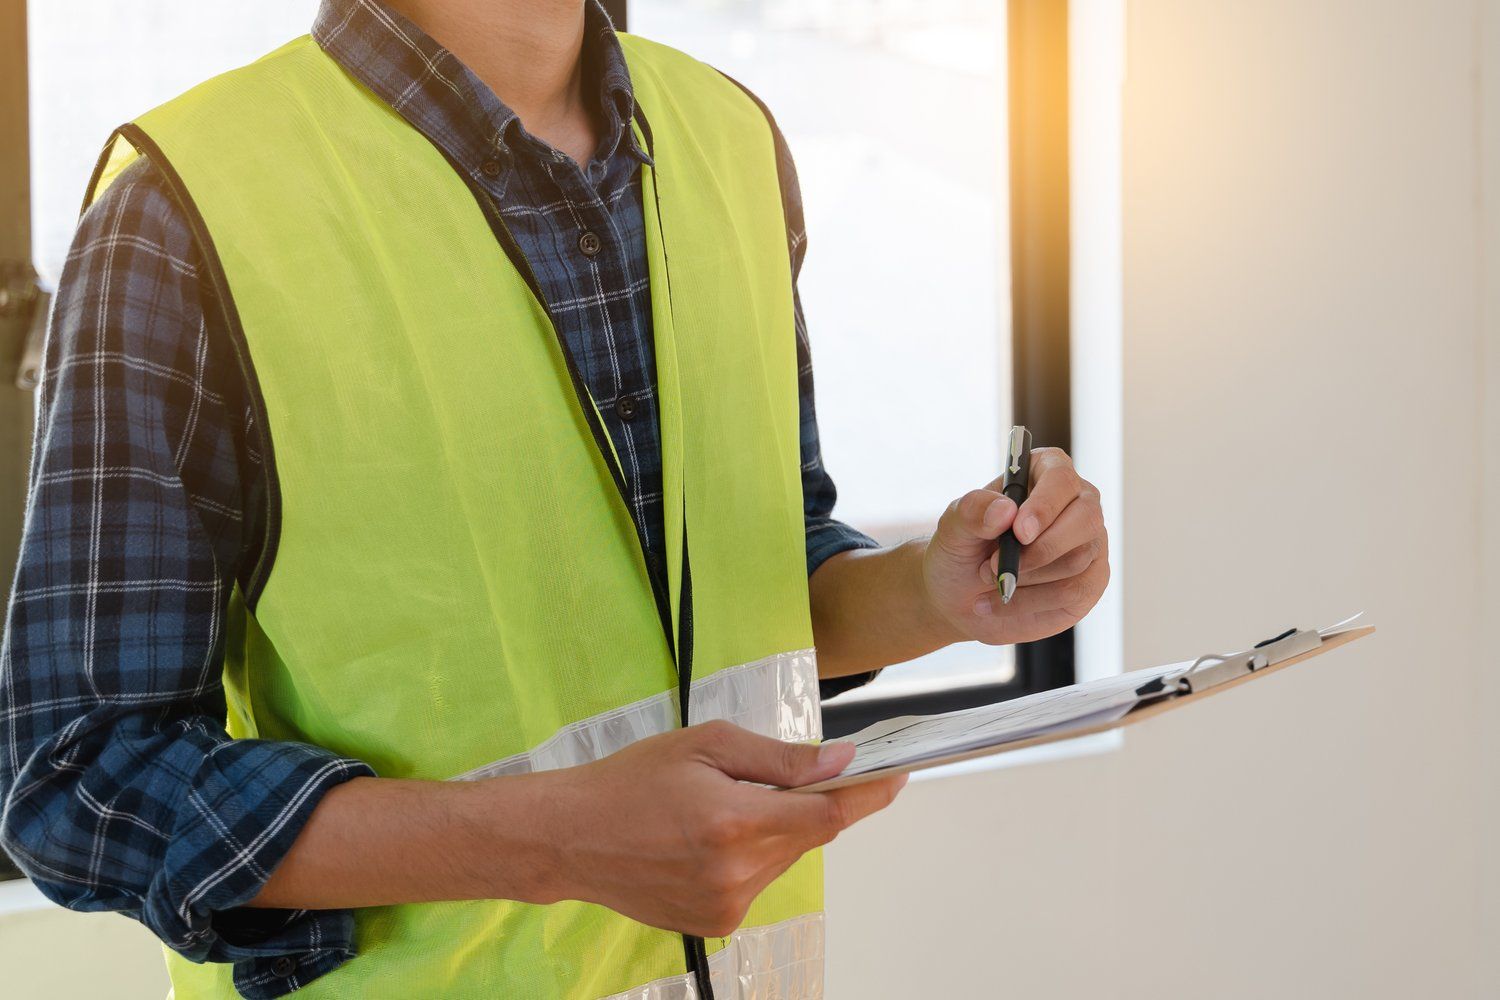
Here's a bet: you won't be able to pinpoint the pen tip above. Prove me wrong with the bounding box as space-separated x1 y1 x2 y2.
999 574 1016 604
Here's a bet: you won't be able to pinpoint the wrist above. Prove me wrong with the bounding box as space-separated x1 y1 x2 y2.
459 771 575 905
909 537 967 647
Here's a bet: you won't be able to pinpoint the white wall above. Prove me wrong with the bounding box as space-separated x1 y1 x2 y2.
2 1 1494 997
826 0 1495 998
1479 2 1500 994
0 888 167 998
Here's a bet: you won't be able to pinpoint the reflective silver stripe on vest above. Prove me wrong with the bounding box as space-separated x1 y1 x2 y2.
599 913 825 1000
454 649 821 780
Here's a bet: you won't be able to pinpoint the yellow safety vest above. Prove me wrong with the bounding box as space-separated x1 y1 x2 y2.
88 31 823 1000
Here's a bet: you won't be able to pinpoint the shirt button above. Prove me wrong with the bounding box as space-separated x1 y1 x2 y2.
615 394 639 421
480 159 503 178
578 231 603 257
270 957 296 978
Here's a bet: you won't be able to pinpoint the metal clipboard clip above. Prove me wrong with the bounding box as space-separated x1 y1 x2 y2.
1137 612 1365 700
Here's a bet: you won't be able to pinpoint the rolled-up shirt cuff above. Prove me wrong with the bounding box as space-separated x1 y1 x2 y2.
805 516 880 579
145 740 374 997
231 932 359 999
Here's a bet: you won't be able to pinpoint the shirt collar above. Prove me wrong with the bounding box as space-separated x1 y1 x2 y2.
585 3 648 165
312 0 651 196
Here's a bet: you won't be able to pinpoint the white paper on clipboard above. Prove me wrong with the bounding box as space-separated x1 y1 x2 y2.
821 613 1368 784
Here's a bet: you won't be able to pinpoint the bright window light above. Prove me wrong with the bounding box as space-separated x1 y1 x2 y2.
29 1 320 289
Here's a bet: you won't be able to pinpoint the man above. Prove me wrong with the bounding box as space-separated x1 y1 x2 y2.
0 0 1109 996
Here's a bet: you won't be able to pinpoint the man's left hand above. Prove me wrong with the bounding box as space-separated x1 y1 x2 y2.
922 447 1110 646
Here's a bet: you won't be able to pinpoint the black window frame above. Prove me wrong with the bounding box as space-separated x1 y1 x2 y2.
821 0 1076 737
1 0 35 884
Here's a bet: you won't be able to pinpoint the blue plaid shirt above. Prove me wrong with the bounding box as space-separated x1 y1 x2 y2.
0 1 876 996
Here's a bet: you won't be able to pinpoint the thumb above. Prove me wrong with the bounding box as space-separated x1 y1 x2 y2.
694 721 855 788
931 488 1016 561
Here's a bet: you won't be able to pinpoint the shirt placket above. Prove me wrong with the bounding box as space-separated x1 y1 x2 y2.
529 150 661 559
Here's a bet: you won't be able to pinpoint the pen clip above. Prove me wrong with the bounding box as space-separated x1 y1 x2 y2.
1006 426 1030 476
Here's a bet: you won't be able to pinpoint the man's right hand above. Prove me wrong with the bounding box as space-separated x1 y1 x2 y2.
531 719 905 938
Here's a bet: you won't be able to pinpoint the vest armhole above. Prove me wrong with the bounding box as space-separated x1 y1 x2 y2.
101 123 285 613
80 130 132 219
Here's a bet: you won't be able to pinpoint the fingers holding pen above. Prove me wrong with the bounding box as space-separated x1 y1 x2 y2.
1012 447 1085 545
933 487 1017 563
922 441 1110 643
985 472 1103 581
1018 491 1107 578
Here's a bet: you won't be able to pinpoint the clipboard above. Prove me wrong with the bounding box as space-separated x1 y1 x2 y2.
796 619 1375 793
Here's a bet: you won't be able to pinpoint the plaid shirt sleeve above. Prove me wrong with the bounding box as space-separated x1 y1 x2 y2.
0 158 374 998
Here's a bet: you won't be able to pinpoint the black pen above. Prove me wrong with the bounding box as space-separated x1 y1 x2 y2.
996 425 1032 604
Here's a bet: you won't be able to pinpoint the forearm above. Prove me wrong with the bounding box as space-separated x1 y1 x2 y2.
250 773 562 910
809 539 960 678
257 726 904 941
